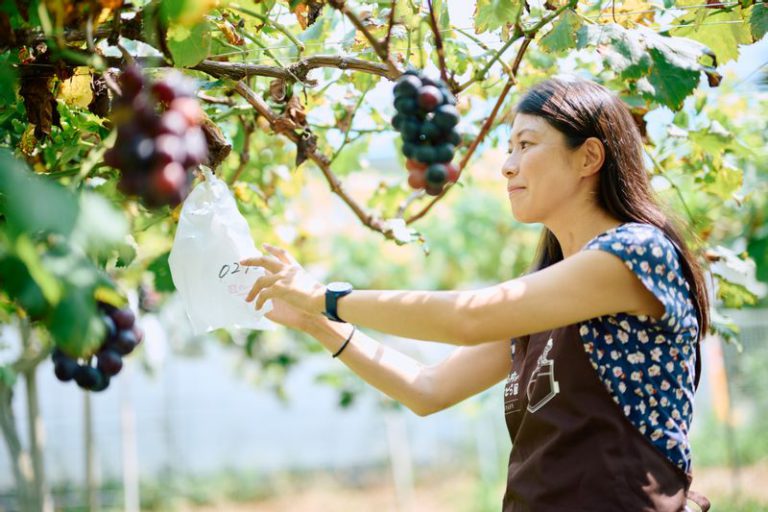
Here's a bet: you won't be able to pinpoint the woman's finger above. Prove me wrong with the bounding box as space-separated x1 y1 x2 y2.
254 286 274 311
245 272 281 303
263 243 298 265
240 254 282 273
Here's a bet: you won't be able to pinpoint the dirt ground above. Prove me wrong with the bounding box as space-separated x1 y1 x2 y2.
184 462 768 512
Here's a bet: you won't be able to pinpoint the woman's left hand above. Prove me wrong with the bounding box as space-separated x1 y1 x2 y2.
241 244 325 315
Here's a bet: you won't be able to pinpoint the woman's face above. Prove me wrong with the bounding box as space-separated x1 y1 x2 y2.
501 113 583 224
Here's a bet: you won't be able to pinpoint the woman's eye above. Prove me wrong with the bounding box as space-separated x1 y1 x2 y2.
519 141 531 150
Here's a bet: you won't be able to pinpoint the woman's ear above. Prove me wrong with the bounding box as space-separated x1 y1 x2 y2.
578 137 605 178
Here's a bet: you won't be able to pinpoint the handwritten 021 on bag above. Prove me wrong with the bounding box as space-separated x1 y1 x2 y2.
168 170 274 334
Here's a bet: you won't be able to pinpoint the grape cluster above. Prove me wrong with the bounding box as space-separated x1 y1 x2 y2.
52 303 143 392
104 65 208 208
392 70 461 196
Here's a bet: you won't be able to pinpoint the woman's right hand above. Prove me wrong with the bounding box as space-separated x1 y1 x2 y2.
264 296 319 333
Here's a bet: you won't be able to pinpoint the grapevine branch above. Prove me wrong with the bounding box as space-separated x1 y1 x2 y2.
426 0 449 84
90 55 397 82
230 81 396 239
328 0 401 77
383 0 397 59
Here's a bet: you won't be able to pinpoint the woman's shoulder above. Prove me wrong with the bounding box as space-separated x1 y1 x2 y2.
583 222 680 262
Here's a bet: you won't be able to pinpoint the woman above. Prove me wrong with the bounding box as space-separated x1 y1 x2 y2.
241 77 711 512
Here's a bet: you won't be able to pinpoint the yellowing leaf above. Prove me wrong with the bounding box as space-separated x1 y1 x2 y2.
58 68 93 108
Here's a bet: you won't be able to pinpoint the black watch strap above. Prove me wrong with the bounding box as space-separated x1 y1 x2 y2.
324 282 353 323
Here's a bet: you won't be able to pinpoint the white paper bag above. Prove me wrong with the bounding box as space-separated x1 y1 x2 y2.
169 170 274 334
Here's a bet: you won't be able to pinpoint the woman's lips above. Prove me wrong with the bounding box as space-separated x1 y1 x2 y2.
507 187 525 194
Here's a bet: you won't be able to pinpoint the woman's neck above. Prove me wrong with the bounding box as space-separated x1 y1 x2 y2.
546 211 625 259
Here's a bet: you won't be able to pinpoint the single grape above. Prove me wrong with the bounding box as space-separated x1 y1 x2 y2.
54 358 79 382
102 314 117 341
152 80 177 105
170 97 204 125
408 170 427 189
406 159 428 172
74 365 100 390
425 183 444 196
393 75 422 98
148 162 187 206
402 142 417 159
426 163 447 186
448 130 461 146
111 308 135 330
434 104 460 130
394 96 419 116
90 371 111 392
97 349 124 376
110 328 139 356
182 127 208 167
414 145 437 164
434 143 455 163
156 110 190 136
446 163 460 183
119 65 144 99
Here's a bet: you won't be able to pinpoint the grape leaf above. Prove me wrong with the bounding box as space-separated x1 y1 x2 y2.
148 251 176 292
750 2 768 41
168 20 212 68
474 0 523 34
579 24 711 109
646 48 700 111
0 149 78 239
0 52 18 106
670 8 752 64
540 9 582 52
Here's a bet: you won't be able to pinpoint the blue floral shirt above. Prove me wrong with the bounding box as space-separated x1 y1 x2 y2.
579 222 699 474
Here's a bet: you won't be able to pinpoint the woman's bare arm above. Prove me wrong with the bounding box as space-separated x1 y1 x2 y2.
306 318 510 416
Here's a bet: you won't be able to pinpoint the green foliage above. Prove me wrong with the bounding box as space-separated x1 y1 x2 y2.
474 0 523 34
0 0 764 397
168 20 213 67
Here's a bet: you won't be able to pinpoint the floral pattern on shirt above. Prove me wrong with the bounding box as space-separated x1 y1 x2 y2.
579 222 699 474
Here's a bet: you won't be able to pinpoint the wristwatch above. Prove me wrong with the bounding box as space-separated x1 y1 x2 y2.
323 281 353 323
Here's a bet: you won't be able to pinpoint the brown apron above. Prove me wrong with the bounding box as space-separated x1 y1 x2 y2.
503 323 710 512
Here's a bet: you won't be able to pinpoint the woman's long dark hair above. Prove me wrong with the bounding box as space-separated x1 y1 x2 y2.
516 77 710 341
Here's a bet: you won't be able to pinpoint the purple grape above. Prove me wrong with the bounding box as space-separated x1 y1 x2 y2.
110 329 138 355
90 371 110 392
97 349 123 376
111 308 135 330
182 127 208 167
74 365 100 389
54 358 79 382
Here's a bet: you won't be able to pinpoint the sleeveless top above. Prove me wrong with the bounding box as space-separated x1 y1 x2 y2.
502 223 709 511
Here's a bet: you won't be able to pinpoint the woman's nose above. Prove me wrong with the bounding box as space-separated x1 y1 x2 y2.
501 154 518 179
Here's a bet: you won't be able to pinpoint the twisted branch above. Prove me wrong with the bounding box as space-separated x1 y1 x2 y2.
328 0 400 77
231 81 395 239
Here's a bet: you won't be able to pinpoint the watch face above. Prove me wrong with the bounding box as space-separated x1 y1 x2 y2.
327 281 352 293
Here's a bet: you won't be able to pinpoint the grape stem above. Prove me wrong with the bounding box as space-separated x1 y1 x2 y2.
426 0 449 85
383 0 398 60
229 3 306 55
330 86 372 165
228 116 255 185
328 0 401 77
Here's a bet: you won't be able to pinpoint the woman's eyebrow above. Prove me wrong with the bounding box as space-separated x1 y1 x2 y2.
510 128 538 141
509 128 537 142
